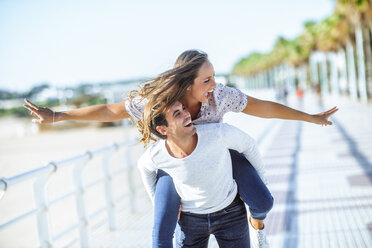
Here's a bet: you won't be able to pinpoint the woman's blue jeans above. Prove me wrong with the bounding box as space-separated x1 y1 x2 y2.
152 150 274 248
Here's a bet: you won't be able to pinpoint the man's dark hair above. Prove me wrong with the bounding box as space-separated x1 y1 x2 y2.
149 112 168 140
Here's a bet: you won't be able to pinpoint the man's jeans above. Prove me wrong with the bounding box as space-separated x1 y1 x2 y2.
175 195 250 248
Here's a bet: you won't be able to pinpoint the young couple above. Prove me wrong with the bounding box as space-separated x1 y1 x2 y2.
24 50 338 248
138 98 267 247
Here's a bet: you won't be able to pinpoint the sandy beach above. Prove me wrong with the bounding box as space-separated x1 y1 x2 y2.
0 117 138 177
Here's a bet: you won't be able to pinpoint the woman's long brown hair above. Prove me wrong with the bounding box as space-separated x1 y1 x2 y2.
128 49 208 146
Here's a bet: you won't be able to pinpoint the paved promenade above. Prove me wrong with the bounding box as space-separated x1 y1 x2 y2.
62 91 372 247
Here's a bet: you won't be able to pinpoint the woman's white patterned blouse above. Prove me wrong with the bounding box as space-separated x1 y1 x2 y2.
124 83 248 124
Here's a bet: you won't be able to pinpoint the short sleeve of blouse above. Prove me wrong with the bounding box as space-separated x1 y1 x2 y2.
124 96 147 122
214 84 248 114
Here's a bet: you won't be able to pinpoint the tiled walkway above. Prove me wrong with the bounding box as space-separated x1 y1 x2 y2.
89 92 372 248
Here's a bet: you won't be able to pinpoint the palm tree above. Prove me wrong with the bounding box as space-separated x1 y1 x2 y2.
337 0 372 101
231 0 372 100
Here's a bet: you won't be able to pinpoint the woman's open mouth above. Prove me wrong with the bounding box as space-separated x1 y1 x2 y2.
204 89 214 99
184 120 193 127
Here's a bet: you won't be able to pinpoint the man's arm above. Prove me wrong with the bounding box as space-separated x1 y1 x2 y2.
220 123 268 184
137 152 158 204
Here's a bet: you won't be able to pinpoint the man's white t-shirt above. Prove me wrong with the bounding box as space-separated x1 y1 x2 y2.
137 123 266 214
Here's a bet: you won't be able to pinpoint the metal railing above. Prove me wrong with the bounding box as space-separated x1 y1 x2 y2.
0 138 141 248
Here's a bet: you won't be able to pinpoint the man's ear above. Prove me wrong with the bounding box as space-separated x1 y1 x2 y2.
156 125 167 136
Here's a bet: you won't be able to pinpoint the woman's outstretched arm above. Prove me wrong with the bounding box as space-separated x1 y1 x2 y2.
242 95 338 126
23 99 131 124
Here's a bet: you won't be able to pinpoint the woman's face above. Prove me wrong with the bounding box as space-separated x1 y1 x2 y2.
186 60 216 103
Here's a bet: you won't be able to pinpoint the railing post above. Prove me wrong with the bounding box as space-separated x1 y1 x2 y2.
0 177 7 200
33 162 56 248
101 145 117 231
73 152 91 247
124 146 136 213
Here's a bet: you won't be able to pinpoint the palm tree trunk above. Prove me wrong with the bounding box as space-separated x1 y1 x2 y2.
355 25 368 102
269 67 275 88
258 73 263 88
266 70 271 88
285 64 292 90
290 64 296 89
309 54 319 87
275 65 280 88
296 64 307 90
304 63 311 88
320 53 329 95
254 74 258 89
337 48 348 95
328 52 340 97
362 23 372 99
346 42 358 100
262 72 267 88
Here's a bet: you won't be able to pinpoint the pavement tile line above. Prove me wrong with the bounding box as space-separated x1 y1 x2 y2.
259 95 372 248
333 117 372 179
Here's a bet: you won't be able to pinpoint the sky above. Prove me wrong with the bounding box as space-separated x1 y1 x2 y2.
0 0 335 92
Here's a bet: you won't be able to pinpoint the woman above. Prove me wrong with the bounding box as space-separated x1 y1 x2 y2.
24 50 338 248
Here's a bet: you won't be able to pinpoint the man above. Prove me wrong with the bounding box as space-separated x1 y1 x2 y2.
137 100 267 247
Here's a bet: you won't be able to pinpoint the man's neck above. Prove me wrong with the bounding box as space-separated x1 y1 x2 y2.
165 133 198 159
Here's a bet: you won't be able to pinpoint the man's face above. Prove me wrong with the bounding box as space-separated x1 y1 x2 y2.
157 101 196 140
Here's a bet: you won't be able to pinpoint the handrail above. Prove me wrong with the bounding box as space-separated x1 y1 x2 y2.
0 141 133 195
0 178 7 200
4 163 56 188
0 137 141 248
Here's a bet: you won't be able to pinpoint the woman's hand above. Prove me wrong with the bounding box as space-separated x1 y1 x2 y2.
177 204 182 220
23 99 54 124
311 106 339 126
